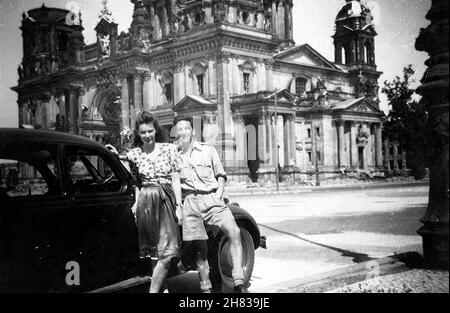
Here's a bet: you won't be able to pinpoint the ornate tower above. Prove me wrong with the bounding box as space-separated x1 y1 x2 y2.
18 4 85 82
333 0 377 70
333 0 381 105
15 4 86 131
95 0 118 59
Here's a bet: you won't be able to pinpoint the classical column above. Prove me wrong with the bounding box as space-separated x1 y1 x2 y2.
265 60 274 91
368 124 375 168
290 114 297 165
154 71 164 108
277 1 285 39
299 121 306 167
363 124 370 170
233 114 247 169
384 139 390 170
271 114 280 168
393 144 399 171
35 99 44 129
120 75 130 130
69 89 78 134
43 96 53 130
215 52 235 168
283 115 292 167
337 120 346 168
208 57 215 96
285 0 294 44
161 6 169 38
350 122 358 168
271 1 277 36
375 124 383 168
77 89 87 135
134 72 143 113
415 0 449 269
130 104 136 132
173 62 185 104
142 71 152 111
258 112 269 167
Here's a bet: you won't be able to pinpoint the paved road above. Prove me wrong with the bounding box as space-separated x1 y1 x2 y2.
230 184 428 292
166 184 428 293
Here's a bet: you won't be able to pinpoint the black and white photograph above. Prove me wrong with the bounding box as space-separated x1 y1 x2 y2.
0 0 448 302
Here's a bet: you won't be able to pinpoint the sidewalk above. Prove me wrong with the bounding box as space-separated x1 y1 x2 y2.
226 177 429 196
256 252 449 293
330 269 449 293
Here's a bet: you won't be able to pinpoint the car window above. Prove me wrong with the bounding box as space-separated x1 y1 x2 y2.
64 146 123 195
0 143 61 200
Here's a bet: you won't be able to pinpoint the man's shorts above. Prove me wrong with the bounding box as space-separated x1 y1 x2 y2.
182 193 235 241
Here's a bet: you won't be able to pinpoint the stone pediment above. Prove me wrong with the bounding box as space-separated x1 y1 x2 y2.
275 44 340 70
333 97 381 113
267 89 296 103
173 95 217 113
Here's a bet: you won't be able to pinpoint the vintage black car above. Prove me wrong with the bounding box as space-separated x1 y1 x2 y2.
0 129 262 293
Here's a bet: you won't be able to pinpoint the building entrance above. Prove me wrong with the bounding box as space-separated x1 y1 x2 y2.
358 147 365 169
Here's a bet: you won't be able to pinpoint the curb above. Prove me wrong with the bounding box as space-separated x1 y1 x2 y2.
228 181 429 197
250 252 416 293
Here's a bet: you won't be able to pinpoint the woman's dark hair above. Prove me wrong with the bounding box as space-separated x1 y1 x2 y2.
133 111 168 146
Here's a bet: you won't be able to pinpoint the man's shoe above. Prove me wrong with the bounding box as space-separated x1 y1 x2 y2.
233 284 249 293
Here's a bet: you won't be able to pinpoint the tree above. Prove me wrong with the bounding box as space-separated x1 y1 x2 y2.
382 65 430 179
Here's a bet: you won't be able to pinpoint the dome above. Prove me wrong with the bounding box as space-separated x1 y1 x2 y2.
27 5 70 23
336 0 371 21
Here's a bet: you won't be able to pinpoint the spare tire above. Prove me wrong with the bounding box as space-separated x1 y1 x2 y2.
208 227 255 293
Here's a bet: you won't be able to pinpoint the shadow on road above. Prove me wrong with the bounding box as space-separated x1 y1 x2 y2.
259 224 375 264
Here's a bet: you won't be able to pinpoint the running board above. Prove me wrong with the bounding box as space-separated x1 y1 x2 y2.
88 276 152 293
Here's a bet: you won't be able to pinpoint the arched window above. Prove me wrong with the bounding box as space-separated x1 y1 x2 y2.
161 72 174 104
191 63 207 96
341 46 348 65
239 61 256 94
295 78 307 95
364 42 372 64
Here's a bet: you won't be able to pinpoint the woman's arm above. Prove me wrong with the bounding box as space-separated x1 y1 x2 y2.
171 172 183 225
105 144 132 173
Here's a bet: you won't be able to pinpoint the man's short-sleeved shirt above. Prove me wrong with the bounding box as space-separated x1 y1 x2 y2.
179 141 227 193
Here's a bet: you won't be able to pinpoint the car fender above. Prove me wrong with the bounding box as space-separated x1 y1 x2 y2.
206 202 261 250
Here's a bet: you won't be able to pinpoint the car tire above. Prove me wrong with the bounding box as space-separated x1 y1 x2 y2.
209 227 255 293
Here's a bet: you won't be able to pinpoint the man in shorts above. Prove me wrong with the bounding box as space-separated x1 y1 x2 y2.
174 116 248 293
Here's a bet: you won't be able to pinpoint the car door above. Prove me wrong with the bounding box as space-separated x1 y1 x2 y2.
62 144 138 291
0 141 73 292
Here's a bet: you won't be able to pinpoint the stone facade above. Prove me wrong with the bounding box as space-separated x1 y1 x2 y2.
12 0 385 184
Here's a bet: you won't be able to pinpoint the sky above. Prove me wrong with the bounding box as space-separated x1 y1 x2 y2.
0 0 431 128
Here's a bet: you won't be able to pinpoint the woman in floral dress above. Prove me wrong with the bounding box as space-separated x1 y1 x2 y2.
109 111 183 293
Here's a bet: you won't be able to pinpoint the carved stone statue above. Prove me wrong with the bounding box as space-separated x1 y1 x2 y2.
138 28 152 52
213 2 227 23
356 125 370 145
264 10 272 32
158 77 169 106
98 33 111 56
